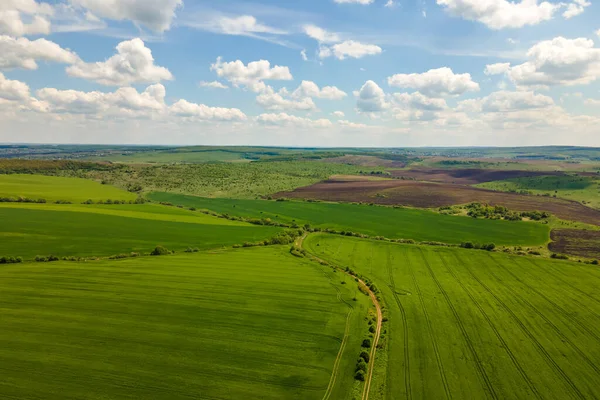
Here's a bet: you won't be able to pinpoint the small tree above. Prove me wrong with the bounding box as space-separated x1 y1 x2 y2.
151 246 170 256
354 370 365 381
359 351 370 363
362 338 372 348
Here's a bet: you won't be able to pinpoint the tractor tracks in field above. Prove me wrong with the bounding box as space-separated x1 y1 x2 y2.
298 234 382 400
407 251 452 400
443 252 542 400
418 249 498 400
386 250 412 400
461 254 586 400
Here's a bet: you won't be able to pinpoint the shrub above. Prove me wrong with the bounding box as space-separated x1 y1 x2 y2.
551 253 569 260
362 338 372 348
356 360 368 373
592 260 599 265
354 370 365 381
151 246 171 256
461 242 474 249
35 255 47 262
359 351 370 363
369 325 376 334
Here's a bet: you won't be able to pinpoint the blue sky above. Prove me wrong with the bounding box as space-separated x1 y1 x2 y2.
0 0 599 146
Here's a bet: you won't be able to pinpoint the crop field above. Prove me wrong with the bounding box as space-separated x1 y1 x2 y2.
477 175 600 209
0 174 137 203
303 234 600 400
549 229 600 259
91 149 253 163
276 177 600 226
390 168 565 185
148 192 550 246
0 203 282 259
0 246 370 400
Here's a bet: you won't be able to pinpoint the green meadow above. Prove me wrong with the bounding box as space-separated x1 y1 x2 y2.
0 203 282 259
0 246 370 400
304 234 600 400
0 174 137 202
149 192 550 246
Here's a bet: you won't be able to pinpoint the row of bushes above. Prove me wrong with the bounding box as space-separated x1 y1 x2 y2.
35 255 61 262
0 256 23 264
0 197 48 203
238 230 305 248
460 242 496 251
83 198 145 205
465 203 550 221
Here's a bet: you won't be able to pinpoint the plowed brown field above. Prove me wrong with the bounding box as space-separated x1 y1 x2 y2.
275 178 600 226
549 229 600 259
390 168 565 184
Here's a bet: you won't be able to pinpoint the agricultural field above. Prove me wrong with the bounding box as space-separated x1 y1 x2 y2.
276 176 600 226
0 203 282 259
0 246 371 400
549 229 600 260
390 168 566 185
0 174 137 203
148 192 550 246
303 234 600 400
90 149 254 164
477 175 600 209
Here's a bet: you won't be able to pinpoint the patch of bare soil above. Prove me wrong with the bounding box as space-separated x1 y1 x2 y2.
549 230 600 259
390 168 566 185
274 177 600 226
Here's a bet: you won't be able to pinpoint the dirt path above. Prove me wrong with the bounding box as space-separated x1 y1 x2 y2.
297 234 383 400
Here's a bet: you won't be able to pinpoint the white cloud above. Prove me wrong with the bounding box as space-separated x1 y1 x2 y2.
388 67 480 97
170 99 247 121
256 90 317 111
436 0 561 29
36 84 167 116
0 35 79 70
0 0 53 37
393 92 448 111
584 98 600 106
480 90 554 112
199 81 228 89
506 37 600 87
338 120 369 128
210 57 293 92
321 40 383 60
0 72 30 101
303 25 341 44
291 81 347 100
334 0 375 4
563 0 591 19
485 63 511 75
332 111 345 118
68 0 182 32
256 112 333 128
596 29 600 38
66 38 173 86
385 1 397 8
300 49 308 61
356 80 389 112
187 14 287 38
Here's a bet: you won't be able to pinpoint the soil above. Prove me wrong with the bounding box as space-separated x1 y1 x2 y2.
389 168 566 185
274 177 600 226
549 230 600 260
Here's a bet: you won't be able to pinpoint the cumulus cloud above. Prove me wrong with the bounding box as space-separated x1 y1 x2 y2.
0 72 30 101
68 0 182 32
0 1 53 37
338 120 369 128
436 0 561 29
37 84 167 116
480 90 554 112
291 81 347 100
303 25 341 44
256 89 317 111
169 99 247 121
66 38 173 86
563 0 591 19
585 98 600 106
388 67 480 97
497 37 600 87
256 112 333 128
199 81 228 89
393 92 448 111
485 63 511 75
0 35 79 70
356 80 389 112
332 111 345 118
210 57 293 92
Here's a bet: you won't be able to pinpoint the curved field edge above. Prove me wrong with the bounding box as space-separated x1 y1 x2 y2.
0 246 370 400
148 192 550 246
0 174 137 202
303 233 600 400
0 205 284 259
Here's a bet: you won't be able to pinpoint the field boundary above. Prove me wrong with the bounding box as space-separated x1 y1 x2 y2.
298 234 383 400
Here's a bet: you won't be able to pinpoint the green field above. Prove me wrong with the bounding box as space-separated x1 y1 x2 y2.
148 193 550 246
0 203 283 259
93 149 253 163
0 174 137 203
476 175 600 209
304 234 600 400
0 246 370 399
